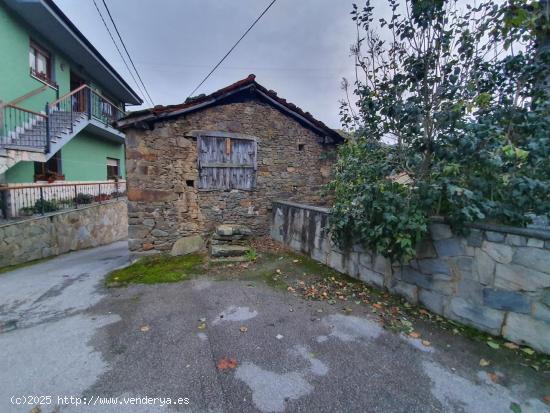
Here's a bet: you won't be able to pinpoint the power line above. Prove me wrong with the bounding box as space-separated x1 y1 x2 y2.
91 0 147 104
101 0 155 106
187 0 277 98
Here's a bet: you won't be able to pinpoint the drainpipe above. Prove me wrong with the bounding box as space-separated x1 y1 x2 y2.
0 100 4 138
45 102 51 154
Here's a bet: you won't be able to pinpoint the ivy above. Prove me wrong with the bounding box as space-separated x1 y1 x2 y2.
330 0 550 262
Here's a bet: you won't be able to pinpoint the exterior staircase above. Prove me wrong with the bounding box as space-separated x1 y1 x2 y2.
210 224 253 261
0 85 124 176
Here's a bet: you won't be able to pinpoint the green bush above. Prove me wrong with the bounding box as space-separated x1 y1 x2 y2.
74 193 94 204
331 0 550 262
33 199 59 213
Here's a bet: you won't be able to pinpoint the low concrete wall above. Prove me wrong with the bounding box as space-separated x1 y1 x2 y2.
0 199 128 268
271 200 550 354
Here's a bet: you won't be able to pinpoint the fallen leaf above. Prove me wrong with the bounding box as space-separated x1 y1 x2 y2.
140 325 150 332
217 358 238 370
479 358 491 367
421 340 431 347
542 396 550 404
409 331 421 339
276 269 282 274
372 303 383 310
531 364 540 371
503 342 519 350
521 347 535 356
488 372 499 383
198 322 206 330
293 259 300 263
239 326 248 333
418 309 429 315
343 307 353 314
509 401 522 413
487 341 500 350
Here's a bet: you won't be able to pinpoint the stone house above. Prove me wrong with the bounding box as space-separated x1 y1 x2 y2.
116 75 343 255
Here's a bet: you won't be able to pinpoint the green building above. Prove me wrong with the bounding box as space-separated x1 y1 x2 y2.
0 0 142 185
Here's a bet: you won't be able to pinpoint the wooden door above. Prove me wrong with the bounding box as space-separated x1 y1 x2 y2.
70 71 86 112
198 135 257 190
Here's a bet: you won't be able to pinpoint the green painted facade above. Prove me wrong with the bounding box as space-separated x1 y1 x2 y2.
1 1 127 184
61 132 125 181
0 4 68 113
5 132 126 182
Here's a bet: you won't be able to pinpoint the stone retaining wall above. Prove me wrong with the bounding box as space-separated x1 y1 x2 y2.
0 199 128 268
271 200 550 354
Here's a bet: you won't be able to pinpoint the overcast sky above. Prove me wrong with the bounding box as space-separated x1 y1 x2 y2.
52 0 370 128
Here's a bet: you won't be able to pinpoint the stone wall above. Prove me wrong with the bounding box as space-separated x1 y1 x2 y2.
0 199 127 268
125 98 335 254
271 200 550 354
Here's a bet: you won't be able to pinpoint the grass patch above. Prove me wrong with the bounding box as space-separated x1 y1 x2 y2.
106 254 205 286
0 255 56 275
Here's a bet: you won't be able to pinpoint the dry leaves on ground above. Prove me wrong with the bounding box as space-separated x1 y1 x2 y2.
140 325 150 332
488 372 499 383
217 358 238 370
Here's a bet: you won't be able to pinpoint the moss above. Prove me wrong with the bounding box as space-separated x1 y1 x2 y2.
0 256 56 275
106 254 205 286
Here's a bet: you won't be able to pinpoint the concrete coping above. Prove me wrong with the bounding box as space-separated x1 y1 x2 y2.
273 201 550 241
430 216 550 241
0 198 127 229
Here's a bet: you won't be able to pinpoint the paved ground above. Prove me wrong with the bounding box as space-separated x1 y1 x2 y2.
0 241 549 413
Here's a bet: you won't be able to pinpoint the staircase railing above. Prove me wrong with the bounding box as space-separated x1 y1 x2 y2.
1 84 125 154
1 104 48 149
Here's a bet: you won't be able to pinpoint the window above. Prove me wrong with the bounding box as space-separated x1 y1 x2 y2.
34 151 62 181
197 133 257 190
29 41 55 86
107 158 120 179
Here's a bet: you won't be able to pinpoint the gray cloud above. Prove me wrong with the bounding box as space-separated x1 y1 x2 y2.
54 0 379 127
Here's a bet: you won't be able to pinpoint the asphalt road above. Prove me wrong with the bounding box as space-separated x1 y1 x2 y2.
0 241 548 413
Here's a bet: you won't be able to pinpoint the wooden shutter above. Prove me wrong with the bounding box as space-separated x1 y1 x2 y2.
198 134 257 190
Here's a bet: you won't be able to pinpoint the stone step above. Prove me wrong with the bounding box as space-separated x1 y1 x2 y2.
210 238 248 246
215 224 252 237
210 244 251 258
210 256 250 263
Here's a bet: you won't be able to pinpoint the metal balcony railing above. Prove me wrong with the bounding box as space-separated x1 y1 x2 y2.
0 85 126 153
0 180 127 220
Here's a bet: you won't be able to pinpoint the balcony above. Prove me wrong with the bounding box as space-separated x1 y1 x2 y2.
0 85 126 174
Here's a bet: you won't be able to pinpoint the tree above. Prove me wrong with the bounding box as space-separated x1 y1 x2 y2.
330 0 550 261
